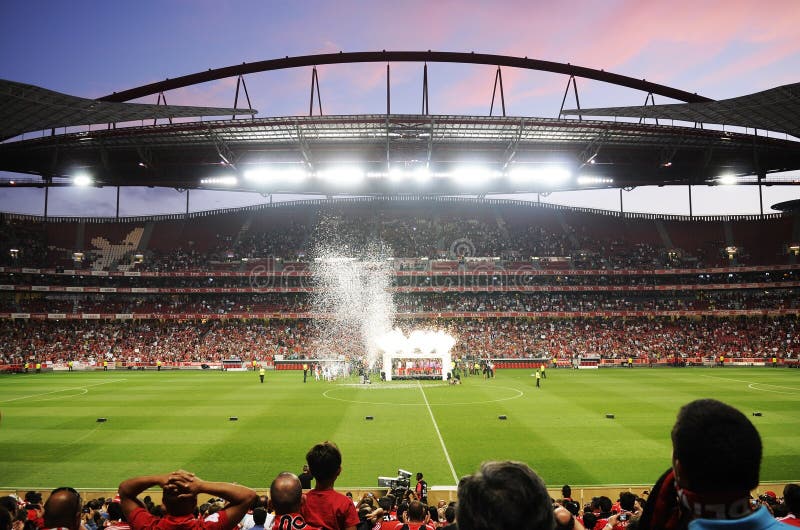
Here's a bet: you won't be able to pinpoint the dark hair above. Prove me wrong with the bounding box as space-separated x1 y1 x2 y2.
416 473 424 480
619 492 636 512
0 498 16 516
407 501 426 522
25 492 42 506
0 507 12 530
671 399 762 492
306 441 342 482
785 484 800 515
562 485 572 499
428 506 439 522
378 496 393 511
253 507 267 526
106 503 124 522
583 513 598 530
444 505 456 523
457 461 554 530
595 496 612 514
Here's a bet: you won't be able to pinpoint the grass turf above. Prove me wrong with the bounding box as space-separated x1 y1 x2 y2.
0 367 798 490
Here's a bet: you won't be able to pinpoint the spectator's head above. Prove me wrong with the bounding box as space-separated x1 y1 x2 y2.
583 512 597 530
270 473 303 515
671 399 761 494
0 498 16 517
161 482 197 517
0 507 11 530
444 505 456 524
253 507 267 526
619 492 636 512
106 502 125 522
785 484 800 516
25 492 42 508
428 506 439 523
43 488 82 530
306 441 342 484
457 461 553 530
554 506 575 530
406 501 426 523
562 485 572 499
378 496 393 512
594 496 612 515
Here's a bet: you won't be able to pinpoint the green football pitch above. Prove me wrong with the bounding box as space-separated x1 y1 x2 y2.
1 367 798 490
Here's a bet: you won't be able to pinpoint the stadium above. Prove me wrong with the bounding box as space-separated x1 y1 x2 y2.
2 42 800 528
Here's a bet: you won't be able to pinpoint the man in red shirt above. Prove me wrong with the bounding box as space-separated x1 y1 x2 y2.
301 442 360 530
269 473 319 530
118 470 257 530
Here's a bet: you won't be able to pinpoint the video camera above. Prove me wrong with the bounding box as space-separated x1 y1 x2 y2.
377 468 413 489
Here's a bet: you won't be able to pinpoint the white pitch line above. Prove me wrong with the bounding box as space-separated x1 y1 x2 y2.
0 379 126 403
417 381 459 485
699 374 800 395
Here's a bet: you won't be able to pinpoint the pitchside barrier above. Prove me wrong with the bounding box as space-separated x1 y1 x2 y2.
0 483 794 508
2 357 798 373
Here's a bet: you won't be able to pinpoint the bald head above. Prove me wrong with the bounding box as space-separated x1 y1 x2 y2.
270 473 302 514
44 488 82 530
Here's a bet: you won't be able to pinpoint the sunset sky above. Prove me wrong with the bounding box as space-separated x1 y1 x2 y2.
1 0 799 216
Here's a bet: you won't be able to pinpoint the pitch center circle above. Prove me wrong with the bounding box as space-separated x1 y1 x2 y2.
322 383 524 406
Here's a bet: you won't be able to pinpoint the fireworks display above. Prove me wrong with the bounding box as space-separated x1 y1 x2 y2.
309 215 456 371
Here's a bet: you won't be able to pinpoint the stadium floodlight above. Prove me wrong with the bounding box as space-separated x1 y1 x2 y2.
577 175 614 185
317 166 365 186
73 174 93 186
412 167 432 182
200 176 238 186
245 167 308 184
455 166 499 186
509 166 571 185
718 174 737 185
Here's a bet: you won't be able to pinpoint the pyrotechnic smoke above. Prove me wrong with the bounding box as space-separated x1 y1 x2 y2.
309 214 456 371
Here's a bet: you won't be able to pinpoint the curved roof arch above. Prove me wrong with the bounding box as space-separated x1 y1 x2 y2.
97 50 713 104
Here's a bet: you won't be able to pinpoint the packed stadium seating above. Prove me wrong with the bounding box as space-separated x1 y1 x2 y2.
1 198 799 369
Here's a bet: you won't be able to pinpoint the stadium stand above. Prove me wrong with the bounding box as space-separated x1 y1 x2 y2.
1 199 799 371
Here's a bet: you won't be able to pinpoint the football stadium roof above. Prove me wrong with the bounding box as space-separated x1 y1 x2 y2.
561 82 800 138
0 51 798 196
0 79 256 141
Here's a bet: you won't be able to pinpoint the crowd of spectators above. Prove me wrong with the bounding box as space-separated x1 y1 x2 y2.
2 204 796 272
3 288 799 316
2 315 798 368
4 431 799 530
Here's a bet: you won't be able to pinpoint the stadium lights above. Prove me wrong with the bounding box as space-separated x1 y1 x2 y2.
717 174 737 185
73 174 93 186
200 176 238 186
318 166 365 185
508 166 571 185
455 166 500 185
577 175 614 185
380 167 433 182
244 167 308 184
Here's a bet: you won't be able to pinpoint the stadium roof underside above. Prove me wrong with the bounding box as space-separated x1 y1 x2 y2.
1 51 799 195
561 82 800 138
0 79 256 141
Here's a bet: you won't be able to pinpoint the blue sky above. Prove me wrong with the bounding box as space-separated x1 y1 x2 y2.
1 0 799 216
